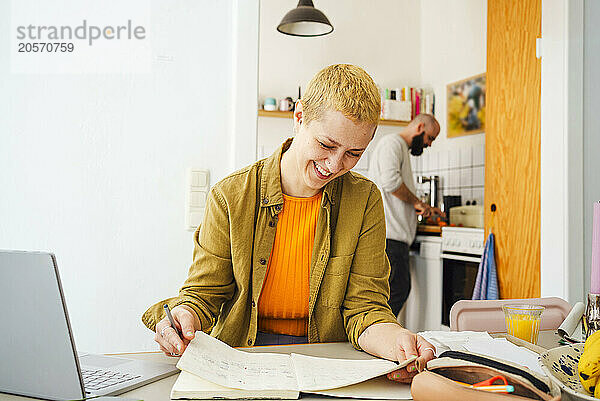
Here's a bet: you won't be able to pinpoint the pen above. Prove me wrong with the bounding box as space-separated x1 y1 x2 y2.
163 304 182 338
453 381 514 393
470 385 514 393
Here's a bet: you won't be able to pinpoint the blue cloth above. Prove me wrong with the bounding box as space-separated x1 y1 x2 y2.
472 233 499 300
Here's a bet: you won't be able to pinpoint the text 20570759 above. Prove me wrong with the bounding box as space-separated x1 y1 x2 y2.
17 42 74 53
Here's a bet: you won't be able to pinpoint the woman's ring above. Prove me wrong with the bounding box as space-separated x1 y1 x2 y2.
160 326 169 337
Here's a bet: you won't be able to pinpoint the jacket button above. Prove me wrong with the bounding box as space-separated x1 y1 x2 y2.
268 220 275 227
259 258 267 265
248 339 253 346
251 300 256 307
263 198 269 205
274 204 282 211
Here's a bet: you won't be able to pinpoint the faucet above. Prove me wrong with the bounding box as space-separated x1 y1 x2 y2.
417 175 440 209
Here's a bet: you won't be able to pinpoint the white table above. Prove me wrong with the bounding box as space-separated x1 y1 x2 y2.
2 342 394 401
2 332 564 401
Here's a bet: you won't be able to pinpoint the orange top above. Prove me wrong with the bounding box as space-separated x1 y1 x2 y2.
257 191 322 336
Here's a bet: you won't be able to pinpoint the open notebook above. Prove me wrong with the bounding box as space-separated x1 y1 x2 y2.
171 332 414 400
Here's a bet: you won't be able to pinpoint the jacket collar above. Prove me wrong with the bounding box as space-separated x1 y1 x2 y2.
260 138 338 210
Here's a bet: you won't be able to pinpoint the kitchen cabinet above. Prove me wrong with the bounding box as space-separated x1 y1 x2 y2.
485 0 541 298
405 235 444 332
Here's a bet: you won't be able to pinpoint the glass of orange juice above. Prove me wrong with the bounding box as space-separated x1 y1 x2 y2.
502 304 545 344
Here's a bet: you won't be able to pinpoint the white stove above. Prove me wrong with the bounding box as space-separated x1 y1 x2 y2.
404 227 487 332
440 226 485 327
441 227 485 256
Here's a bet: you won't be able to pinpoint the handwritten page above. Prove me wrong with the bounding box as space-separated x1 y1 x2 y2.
177 332 298 390
291 353 414 391
177 331 415 395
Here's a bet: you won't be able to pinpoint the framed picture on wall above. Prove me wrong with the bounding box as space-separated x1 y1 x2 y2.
447 73 486 138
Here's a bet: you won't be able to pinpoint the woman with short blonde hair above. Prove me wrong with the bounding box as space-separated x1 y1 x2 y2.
143 64 435 383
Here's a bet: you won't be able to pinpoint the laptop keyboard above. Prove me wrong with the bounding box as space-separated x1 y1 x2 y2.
81 368 142 391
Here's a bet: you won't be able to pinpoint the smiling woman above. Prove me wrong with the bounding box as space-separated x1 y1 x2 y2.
142 64 435 383
278 64 379 197
280 106 375 197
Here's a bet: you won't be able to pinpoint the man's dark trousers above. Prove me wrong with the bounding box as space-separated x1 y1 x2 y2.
385 239 411 317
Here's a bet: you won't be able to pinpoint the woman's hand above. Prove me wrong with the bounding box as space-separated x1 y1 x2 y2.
386 330 436 383
358 323 436 383
154 305 201 357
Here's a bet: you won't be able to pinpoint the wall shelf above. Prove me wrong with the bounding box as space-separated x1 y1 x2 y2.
258 110 294 118
258 110 409 127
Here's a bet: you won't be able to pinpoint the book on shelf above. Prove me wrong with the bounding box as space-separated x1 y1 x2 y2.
379 85 435 120
171 331 415 400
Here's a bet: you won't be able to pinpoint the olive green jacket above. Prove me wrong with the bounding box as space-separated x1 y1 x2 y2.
142 139 399 348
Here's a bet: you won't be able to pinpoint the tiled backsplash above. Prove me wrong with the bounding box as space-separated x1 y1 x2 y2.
411 142 485 206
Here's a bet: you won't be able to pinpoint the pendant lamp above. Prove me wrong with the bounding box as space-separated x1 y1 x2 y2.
277 0 333 37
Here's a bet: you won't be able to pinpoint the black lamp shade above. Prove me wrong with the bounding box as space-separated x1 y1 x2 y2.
277 0 333 37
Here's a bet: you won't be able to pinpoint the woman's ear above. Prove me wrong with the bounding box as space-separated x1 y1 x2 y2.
293 101 303 132
294 110 303 125
294 101 303 123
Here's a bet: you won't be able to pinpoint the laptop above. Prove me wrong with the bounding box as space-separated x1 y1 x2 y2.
0 250 179 400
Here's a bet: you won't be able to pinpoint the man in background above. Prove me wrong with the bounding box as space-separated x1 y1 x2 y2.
368 114 443 317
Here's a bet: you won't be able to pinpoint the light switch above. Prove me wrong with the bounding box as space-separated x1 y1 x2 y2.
186 169 210 230
190 191 207 208
192 171 208 187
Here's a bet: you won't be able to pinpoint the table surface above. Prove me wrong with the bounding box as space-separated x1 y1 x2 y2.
1 331 564 401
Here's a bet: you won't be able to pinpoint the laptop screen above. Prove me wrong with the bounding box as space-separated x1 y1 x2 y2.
0 251 85 400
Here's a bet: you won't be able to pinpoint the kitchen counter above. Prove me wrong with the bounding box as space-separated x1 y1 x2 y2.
416 224 443 236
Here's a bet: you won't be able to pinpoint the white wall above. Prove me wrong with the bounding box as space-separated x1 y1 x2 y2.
418 0 487 205
232 0 260 169
257 0 422 157
419 0 487 149
0 0 258 353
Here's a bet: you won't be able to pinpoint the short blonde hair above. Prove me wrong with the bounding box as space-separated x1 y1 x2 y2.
301 64 380 126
